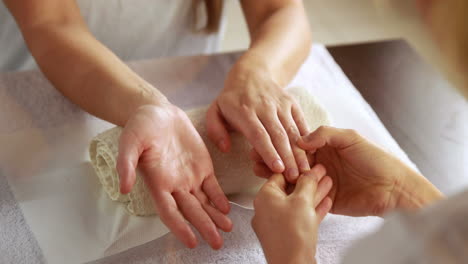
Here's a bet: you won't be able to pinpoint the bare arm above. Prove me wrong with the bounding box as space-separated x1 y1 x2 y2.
240 0 311 87
205 0 313 182
4 0 232 249
4 0 166 126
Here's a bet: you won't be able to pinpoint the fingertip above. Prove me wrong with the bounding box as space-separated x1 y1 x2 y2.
217 215 234 233
322 175 333 188
271 159 285 173
211 234 224 250
266 173 287 193
310 163 326 178
286 167 299 182
225 219 234 232
187 237 198 249
217 138 231 153
187 227 199 249
222 200 231 214
298 160 311 172
297 136 318 152
216 196 231 214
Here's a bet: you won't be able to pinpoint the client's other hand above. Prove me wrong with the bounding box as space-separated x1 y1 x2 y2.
116 104 232 249
252 164 333 264
252 126 440 217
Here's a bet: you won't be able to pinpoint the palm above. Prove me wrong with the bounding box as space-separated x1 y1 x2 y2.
311 143 401 216
137 113 212 191
117 105 232 249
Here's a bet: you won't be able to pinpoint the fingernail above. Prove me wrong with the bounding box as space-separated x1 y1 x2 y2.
288 168 299 179
299 161 310 171
311 164 325 176
272 159 284 172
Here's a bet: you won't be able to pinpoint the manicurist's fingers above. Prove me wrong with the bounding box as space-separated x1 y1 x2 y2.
298 126 362 151
292 164 327 203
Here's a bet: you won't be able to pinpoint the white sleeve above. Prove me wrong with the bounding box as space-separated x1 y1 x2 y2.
341 189 468 264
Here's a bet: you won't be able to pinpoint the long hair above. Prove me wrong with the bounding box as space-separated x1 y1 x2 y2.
194 0 224 33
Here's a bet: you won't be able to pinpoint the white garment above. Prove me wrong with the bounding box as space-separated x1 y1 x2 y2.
343 189 468 264
0 0 224 72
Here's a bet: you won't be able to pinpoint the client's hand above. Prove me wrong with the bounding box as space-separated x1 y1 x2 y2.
252 126 443 217
252 164 333 264
116 104 232 249
206 62 310 183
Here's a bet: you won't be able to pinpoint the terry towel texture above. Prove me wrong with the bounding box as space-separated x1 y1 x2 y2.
89 86 331 216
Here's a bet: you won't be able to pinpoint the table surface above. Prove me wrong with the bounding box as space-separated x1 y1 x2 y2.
328 40 468 195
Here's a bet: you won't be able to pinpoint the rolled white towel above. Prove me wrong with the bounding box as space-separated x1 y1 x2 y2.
89 86 331 216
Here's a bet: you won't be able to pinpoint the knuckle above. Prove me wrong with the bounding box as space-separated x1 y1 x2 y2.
239 103 252 115
251 127 267 141
291 194 310 207
303 171 319 183
316 125 329 134
259 95 274 107
272 127 287 140
285 125 297 135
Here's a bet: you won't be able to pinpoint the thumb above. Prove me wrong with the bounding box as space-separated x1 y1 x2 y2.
256 173 288 201
206 103 231 153
298 126 360 151
116 129 143 194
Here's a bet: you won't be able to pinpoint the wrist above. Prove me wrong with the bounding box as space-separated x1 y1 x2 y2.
124 82 171 121
393 166 444 211
265 245 315 264
229 51 284 89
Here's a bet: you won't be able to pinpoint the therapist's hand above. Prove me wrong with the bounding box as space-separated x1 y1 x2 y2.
116 104 232 249
252 126 443 217
206 62 310 183
252 165 333 264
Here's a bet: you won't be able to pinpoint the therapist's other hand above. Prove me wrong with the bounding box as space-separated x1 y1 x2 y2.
252 164 333 264
253 126 436 217
206 62 310 183
116 104 232 249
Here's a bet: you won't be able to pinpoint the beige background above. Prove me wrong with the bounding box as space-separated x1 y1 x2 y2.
221 0 401 52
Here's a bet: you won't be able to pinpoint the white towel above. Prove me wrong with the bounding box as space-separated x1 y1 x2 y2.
89 86 331 216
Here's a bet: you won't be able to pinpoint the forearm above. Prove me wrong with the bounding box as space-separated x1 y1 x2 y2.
21 23 167 126
239 1 312 87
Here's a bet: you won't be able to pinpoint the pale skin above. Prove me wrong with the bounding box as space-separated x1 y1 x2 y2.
252 1 468 262
4 0 312 249
251 126 445 262
252 164 333 264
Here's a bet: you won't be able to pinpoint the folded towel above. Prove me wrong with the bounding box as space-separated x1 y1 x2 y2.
89 86 331 216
